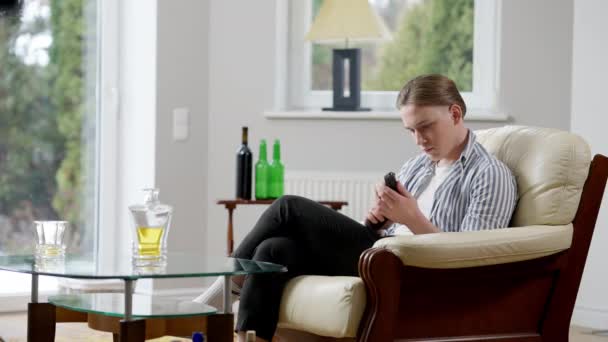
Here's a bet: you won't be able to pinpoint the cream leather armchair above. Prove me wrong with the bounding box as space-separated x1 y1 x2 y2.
276 126 608 342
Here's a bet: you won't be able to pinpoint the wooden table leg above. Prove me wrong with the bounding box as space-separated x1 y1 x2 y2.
27 303 56 342
207 313 234 342
119 319 146 342
227 206 235 256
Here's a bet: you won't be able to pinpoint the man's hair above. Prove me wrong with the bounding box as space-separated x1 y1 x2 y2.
396 74 467 118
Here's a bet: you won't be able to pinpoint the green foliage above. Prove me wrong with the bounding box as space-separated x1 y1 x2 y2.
49 0 85 228
310 0 332 89
0 0 86 252
364 0 474 92
0 13 63 217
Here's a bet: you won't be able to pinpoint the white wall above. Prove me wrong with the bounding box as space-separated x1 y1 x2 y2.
114 0 209 293
205 0 574 261
151 0 210 291
570 0 608 330
499 0 573 129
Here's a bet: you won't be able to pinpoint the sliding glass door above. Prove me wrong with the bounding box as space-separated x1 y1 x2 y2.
0 0 103 304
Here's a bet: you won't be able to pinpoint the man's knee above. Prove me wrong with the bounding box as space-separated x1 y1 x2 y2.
253 237 299 266
275 194 303 206
274 194 319 214
270 195 307 220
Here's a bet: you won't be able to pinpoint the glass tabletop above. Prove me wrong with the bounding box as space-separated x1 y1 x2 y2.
49 293 217 318
0 252 287 280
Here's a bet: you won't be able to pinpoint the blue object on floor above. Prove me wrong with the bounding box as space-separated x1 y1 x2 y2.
192 331 205 342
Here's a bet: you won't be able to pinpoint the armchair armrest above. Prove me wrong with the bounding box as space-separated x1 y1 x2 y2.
372 224 572 269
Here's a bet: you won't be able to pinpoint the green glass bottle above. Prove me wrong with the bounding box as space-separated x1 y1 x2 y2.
255 140 270 199
269 139 284 199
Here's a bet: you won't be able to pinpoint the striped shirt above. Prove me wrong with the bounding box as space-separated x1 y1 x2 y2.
386 129 518 235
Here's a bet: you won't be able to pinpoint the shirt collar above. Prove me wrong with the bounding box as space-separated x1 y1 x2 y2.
459 129 476 165
422 129 476 169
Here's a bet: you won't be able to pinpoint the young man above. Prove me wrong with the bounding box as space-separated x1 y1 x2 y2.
196 74 518 342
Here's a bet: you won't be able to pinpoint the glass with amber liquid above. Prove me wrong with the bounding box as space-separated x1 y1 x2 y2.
129 188 173 267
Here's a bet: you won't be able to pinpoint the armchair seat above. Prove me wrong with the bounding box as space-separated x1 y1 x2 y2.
373 224 573 269
278 276 366 338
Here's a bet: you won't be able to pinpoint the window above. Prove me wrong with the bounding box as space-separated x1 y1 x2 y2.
0 0 116 304
287 0 501 117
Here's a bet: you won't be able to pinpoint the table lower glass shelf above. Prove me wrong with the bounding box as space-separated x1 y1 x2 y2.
49 293 217 319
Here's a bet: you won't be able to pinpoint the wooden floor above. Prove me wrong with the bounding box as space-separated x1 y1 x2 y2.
0 312 189 341
0 312 607 341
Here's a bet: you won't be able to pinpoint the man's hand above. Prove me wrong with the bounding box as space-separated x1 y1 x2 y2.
376 182 420 226
366 205 386 225
377 182 441 234
365 181 392 228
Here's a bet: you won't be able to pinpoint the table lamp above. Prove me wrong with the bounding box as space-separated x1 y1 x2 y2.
306 0 391 111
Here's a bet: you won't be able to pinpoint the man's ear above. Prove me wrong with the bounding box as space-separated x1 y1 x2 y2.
449 104 463 124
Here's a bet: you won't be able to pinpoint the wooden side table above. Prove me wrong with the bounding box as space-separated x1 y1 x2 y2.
217 199 348 255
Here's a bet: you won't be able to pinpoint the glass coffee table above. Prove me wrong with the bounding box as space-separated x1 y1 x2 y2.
0 252 286 342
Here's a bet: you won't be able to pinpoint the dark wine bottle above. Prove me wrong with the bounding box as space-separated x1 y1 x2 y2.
236 127 253 199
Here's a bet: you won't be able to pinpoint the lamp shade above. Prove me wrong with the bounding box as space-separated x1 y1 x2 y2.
305 0 392 44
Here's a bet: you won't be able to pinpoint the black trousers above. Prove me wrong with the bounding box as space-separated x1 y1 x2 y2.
232 195 380 340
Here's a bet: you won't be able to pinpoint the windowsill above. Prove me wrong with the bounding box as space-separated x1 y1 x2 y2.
264 109 511 122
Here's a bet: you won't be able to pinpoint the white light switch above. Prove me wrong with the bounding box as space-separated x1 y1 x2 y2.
173 107 189 141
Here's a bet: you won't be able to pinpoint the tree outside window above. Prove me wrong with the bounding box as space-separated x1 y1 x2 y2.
311 0 474 93
0 0 96 256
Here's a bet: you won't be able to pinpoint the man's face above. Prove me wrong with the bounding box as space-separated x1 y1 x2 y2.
399 104 460 161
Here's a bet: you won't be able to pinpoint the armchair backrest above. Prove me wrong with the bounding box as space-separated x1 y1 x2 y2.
475 126 591 227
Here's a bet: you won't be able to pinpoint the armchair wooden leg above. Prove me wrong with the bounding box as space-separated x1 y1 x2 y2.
357 248 403 342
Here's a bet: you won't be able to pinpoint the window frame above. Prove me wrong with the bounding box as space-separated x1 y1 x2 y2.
96 0 120 272
286 0 502 118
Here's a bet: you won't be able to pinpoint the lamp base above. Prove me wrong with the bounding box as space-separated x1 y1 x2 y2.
322 107 371 112
331 48 367 111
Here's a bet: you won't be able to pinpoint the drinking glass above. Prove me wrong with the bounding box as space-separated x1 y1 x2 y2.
34 220 68 261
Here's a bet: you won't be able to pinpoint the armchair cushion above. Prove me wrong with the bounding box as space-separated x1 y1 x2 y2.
476 126 590 226
278 276 366 338
373 224 572 269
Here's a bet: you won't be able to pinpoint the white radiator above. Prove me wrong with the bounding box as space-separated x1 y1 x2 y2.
284 171 381 222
